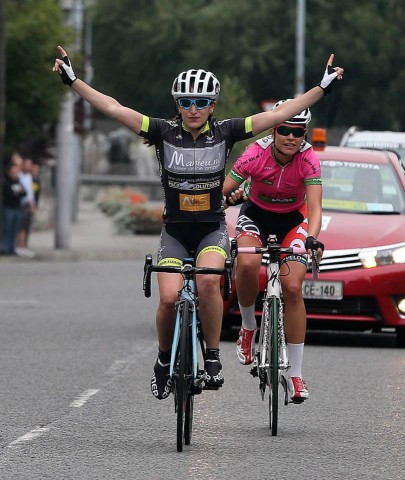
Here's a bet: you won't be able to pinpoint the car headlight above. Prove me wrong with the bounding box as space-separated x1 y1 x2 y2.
359 243 405 268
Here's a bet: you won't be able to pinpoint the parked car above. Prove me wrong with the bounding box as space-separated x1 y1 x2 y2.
340 126 405 169
224 146 405 346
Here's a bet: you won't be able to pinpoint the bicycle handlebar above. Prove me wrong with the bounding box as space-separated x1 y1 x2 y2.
143 255 233 300
237 246 307 255
236 245 320 280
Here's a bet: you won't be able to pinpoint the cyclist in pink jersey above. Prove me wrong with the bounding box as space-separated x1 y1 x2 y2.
223 100 324 402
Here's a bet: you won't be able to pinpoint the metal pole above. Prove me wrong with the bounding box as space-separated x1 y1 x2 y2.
0 0 6 244
55 91 74 249
55 0 82 247
294 0 306 97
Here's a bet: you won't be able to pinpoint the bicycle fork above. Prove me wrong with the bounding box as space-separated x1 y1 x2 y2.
170 297 204 397
251 262 290 401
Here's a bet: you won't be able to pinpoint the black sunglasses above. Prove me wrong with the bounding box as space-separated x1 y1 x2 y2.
276 125 306 138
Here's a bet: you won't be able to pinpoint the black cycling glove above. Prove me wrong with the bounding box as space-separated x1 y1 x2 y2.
305 236 325 252
59 55 77 86
318 65 338 95
224 189 246 207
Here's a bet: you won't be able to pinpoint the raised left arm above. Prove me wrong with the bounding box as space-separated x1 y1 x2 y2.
251 54 344 136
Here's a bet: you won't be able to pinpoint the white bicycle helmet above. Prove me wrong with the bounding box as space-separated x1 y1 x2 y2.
171 69 220 100
272 98 312 126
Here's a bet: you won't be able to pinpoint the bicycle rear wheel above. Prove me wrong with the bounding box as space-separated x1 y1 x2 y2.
176 300 193 452
268 297 280 436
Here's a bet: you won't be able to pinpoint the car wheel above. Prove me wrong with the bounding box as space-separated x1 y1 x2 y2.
396 327 405 348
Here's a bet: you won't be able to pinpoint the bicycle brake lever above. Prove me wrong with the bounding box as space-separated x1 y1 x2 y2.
143 260 152 297
223 258 233 300
311 251 320 280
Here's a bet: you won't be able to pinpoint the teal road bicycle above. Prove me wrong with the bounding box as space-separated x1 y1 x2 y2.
143 255 232 452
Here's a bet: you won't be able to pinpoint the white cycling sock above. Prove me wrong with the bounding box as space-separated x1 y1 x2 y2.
287 343 304 378
238 303 257 330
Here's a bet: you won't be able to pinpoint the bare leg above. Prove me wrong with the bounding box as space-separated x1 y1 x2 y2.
196 251 225 349
156 272 183 351
16 229 26 249
280 260 307 344
235 236 262 308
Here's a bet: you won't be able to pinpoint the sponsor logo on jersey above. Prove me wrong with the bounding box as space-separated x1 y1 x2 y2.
179 193 211 211
258 193 297 204
168 179 221 190
164 141 226 174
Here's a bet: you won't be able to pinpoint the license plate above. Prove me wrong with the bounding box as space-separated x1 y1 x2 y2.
302 280 343 299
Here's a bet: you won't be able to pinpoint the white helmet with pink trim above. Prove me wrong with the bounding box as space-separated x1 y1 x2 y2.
272 98 312 126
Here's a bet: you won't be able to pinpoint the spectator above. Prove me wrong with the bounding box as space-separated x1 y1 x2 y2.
15 155 36 258
1 161 26 255
31 163 42 207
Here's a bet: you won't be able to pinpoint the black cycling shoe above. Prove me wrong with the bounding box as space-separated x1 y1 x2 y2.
204 349 224 388
150 357 172 400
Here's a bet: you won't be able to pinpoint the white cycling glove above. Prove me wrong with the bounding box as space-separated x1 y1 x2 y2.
59 55 77 86
318 65 338 95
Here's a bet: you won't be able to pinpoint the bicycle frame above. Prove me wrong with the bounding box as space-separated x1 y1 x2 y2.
261 250 288 372
169 261 201 383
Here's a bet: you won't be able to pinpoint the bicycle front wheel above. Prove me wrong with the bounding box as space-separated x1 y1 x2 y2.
176 300 193 452
268 297 280 436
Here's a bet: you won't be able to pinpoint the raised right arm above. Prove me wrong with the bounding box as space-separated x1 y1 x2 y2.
53 46 143 134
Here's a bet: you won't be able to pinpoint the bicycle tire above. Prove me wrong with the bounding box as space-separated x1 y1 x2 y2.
257 302 268 400
184 310 194 445
184 390 194 445
176 300 192 452
268 297 280 436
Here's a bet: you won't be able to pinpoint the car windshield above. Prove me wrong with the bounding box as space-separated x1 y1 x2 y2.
321 160 405 213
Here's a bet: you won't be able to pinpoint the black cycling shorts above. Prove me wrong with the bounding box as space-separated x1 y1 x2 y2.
235 201 307 247
157 221 230 265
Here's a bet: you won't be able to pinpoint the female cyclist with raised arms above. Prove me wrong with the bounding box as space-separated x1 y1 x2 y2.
223 100 324 402
53 47 343 400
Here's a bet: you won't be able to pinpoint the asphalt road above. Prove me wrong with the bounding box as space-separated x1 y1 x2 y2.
0 260 404 479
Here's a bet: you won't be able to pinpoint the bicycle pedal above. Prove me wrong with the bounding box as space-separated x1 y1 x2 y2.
192 385 203 395
202 384 222 391
250 366 258 377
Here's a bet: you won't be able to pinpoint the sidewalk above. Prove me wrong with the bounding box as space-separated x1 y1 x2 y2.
2 201 160 262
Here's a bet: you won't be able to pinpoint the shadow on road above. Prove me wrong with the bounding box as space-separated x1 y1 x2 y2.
305 329 399 349
221 327 400 349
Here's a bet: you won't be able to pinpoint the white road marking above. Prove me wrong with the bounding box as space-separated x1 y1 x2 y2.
69 389 100 408
0 299 39 305
8 426 50 448
105 360 128 376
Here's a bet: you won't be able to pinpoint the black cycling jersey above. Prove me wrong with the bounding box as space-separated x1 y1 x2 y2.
139 116 253 223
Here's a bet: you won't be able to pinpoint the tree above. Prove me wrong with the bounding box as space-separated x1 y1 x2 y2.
5 0 73 156
91 0 405 132
306 0 405 130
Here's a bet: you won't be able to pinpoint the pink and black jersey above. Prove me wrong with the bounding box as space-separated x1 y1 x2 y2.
229 135 321 213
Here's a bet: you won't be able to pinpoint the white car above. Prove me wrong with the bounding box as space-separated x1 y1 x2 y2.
340 126 405 169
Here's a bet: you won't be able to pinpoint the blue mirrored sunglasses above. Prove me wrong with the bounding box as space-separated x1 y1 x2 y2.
177 98 213 110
